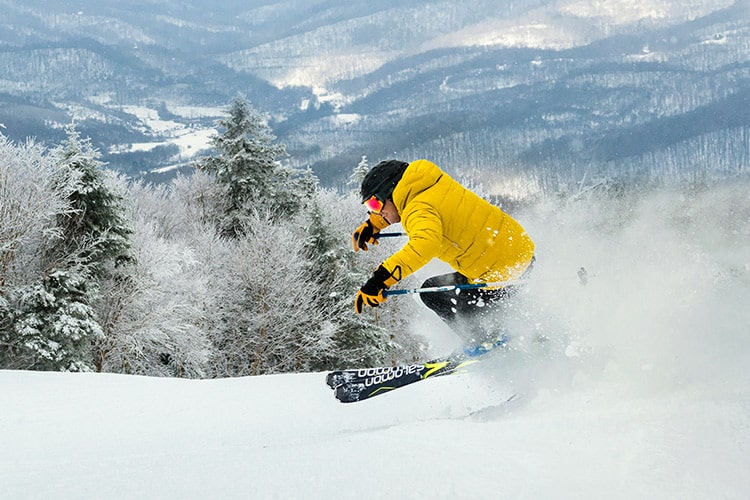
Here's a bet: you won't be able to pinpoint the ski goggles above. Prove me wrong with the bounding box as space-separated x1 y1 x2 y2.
363 195 385 214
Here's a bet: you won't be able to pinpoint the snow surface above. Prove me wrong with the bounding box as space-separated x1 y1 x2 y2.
2 182 749 500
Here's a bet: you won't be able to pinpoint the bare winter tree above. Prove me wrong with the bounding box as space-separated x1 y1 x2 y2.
0 136 70 292
208 211 334 376
95 176 214 377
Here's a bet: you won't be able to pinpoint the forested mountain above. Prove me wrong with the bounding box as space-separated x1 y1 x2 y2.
0 0 748 191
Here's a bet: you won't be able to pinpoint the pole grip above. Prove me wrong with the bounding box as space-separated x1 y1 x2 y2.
373 232 405 239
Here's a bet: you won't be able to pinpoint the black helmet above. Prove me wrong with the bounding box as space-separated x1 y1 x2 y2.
360 160 409 203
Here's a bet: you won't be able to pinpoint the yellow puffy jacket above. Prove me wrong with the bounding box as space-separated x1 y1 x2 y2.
382 159 535 284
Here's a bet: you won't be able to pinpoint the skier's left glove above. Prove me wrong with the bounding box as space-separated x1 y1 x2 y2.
352 212 390 252
354 264 401 314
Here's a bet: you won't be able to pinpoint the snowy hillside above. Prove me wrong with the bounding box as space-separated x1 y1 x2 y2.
3 181 748 500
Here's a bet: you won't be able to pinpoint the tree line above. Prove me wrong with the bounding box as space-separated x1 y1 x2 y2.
0 95 423 377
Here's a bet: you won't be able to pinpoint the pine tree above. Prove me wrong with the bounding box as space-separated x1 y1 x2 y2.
348 155 369 193
10 269 103 372
196 95 293 237
51 125 132 274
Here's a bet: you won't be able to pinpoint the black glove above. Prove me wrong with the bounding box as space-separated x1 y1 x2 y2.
354 265 400 313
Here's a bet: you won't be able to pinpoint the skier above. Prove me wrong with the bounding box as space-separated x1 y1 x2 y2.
352 159 535 342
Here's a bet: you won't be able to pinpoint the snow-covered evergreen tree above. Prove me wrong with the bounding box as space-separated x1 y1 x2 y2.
348 155 369 192
9 270 103 372
51 125 132 274
196 95 303 238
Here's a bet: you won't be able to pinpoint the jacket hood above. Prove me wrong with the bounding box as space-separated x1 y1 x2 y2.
392 160 444 210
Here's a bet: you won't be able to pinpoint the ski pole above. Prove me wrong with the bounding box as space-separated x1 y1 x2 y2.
383 279 528 297
382 267 589 296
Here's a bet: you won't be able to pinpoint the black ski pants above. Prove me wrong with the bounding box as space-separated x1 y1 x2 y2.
419 258 534 341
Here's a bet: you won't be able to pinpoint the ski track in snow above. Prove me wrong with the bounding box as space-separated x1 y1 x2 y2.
2 181 750 499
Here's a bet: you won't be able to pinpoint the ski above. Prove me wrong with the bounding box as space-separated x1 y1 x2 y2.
326 334 509 403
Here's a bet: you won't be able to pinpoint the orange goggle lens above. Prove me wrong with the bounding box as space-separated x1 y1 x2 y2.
363 195 384 213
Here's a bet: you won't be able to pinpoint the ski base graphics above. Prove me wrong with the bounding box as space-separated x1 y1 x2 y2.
326 333 509 403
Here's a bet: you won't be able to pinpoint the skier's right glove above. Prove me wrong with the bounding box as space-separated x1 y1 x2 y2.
354 264 401 314
352 212 389 252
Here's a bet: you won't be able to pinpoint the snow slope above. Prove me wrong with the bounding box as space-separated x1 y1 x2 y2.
2 181 749 500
